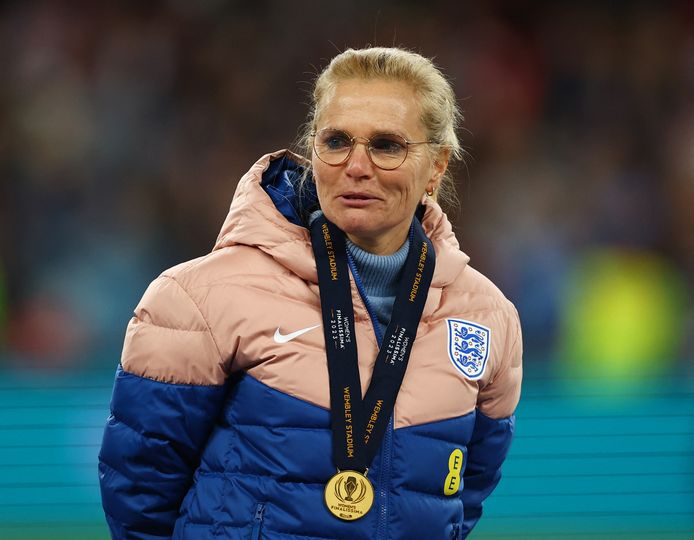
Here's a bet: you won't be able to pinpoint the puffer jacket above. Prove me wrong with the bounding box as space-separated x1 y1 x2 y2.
98 150 522 540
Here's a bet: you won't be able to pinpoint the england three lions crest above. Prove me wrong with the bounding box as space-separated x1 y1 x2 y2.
447 319 491 380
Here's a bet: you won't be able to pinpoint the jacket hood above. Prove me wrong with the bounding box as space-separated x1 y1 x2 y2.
214 150 470 287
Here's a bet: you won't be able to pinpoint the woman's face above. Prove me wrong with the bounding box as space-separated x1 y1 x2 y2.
312 79 447 255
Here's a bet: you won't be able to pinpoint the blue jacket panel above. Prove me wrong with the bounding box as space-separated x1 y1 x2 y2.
461 411 515 535
99 366 228 537
100 365 514 539
173 374 481 540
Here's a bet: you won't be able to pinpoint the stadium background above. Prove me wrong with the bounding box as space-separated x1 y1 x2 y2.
0 1 692 538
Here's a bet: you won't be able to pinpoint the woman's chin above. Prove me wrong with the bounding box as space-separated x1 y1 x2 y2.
329 213 380 239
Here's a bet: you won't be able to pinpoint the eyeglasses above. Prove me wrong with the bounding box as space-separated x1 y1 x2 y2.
311 128 435 171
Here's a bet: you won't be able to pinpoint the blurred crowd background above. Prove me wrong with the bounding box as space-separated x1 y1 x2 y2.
1 0 692 376
0 0 693 537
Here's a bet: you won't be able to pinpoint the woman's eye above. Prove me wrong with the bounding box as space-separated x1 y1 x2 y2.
322 132 351 150
371 136 405 154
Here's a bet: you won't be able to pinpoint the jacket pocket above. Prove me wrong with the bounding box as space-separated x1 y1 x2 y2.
251 503 266 540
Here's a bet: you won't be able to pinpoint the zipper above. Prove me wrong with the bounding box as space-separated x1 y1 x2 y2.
377 416 393 540
251 503 265 540
347 252 390 540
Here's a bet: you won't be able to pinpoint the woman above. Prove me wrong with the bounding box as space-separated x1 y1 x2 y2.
99 47 522 540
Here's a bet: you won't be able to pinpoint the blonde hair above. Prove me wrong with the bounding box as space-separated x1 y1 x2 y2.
299 47 464 210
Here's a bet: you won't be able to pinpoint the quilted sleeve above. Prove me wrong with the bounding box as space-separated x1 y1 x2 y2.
98 275 230 539
461 306 522 537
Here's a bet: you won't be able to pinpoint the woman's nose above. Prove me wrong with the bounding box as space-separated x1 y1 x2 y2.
345 140 374 177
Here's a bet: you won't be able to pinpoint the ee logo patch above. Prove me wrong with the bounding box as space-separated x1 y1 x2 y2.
444 448 464 496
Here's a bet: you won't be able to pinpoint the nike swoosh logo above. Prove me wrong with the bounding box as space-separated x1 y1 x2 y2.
273 324 321 344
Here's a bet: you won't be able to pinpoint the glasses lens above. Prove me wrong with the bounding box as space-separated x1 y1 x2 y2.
314 129 352 165
369 134 408 170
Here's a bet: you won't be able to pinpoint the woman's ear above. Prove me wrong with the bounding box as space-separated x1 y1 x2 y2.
430 146 451 188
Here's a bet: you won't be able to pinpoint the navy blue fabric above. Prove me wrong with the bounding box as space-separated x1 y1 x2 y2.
260 156 317 226
99 365 229 538
460 410 515 536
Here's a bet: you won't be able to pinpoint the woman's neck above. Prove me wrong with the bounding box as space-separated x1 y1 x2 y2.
346 237 410 333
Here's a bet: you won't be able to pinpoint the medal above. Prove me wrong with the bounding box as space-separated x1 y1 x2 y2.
310 212 435 522
324 470 374 521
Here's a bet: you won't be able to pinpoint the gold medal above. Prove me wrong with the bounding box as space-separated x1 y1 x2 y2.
324 470 374 521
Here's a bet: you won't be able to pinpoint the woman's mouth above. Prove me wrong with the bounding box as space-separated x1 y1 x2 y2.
339 193 379 207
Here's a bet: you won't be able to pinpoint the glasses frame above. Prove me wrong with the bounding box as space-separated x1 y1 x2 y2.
311 128 435 171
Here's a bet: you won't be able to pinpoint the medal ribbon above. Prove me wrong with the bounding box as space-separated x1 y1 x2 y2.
310 214 436 472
